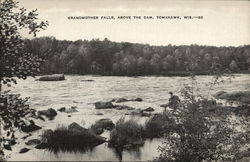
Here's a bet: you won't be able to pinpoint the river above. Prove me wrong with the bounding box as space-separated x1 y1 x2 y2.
3 74 250 161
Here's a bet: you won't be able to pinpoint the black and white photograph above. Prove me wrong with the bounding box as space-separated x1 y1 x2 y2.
0 0 250 161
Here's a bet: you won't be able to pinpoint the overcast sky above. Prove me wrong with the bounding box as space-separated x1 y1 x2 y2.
19 0 250 47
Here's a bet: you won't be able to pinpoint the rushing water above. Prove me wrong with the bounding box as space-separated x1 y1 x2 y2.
3 74 250 161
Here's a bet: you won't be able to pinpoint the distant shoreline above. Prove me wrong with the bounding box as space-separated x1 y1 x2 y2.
38 71 250 77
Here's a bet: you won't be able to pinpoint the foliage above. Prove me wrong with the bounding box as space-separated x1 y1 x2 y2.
23 37 250 75
153 69 250 161
0 0 48 87
0 91 36 151
0 0 48 159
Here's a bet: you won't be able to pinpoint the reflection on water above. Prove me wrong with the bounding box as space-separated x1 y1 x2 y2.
4 74 250 161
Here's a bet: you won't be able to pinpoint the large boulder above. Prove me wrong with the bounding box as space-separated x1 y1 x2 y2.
90 119 115 135
21 124 42 133
38 74 65 81
214 91 250 104
40 123 106 151
94 102 114 109
67 122 106 147
38 108 57 119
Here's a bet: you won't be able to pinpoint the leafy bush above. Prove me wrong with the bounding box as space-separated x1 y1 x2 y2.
153 88 250 162
0 92 37 150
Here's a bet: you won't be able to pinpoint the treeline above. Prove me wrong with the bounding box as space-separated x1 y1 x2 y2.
23 36 250 76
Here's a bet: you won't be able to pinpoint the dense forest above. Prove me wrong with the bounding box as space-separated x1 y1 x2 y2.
23 37 250 76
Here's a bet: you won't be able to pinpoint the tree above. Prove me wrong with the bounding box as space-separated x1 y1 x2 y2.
0 0 48 158
0 0 48 90
153 59 249 162
229 60 239 72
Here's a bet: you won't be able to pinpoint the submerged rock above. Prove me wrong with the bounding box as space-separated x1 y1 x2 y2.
19 148 30 153
94 102 114 109
38 74 65 81
38 108 57 119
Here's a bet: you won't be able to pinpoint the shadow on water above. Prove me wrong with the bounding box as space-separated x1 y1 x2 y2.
46 141 144 162
109 144 143 162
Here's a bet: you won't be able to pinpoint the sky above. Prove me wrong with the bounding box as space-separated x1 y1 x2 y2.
19 0 250 47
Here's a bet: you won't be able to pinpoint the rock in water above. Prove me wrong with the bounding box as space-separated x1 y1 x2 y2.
65 107 78 113
94 102 114 109
25 139 41 145
19 148 30 153
38 74 65 81
214 91 250 104
142 107 155 112
4 144 11 151
38 108 57 119
58 107 66 112
90 118 115 135
213 91 228 99
68 122 106 146
114 105 135 110
21 124 41 133
133 97 143 102
35 143 49 149
115 98 129 103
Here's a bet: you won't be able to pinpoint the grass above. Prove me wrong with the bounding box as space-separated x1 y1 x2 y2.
109 117 145 149
145 113 175 138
